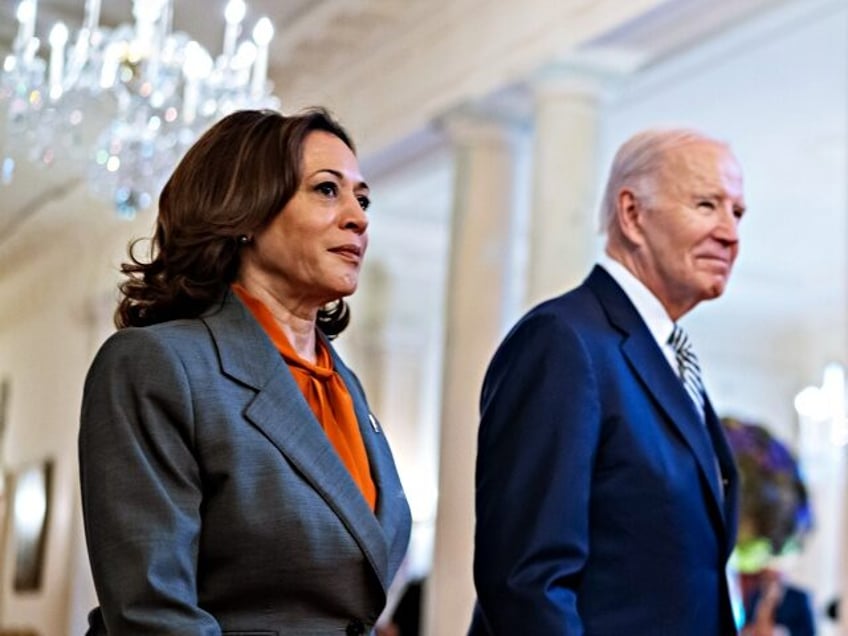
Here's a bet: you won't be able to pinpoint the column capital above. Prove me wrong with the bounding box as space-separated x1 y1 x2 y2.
529 47 643 100
438 107 521 148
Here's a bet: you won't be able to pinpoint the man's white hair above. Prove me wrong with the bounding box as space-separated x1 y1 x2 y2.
599 128 731 235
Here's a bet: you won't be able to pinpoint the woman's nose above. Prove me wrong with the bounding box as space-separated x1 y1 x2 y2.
342 194 368 233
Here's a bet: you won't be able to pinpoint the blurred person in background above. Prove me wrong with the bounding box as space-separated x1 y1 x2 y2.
723 417 815 636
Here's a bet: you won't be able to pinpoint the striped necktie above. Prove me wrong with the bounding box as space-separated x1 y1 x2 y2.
668 324 726 501
668 324 705 415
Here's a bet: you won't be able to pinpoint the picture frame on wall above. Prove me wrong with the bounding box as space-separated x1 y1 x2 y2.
12 459 53 593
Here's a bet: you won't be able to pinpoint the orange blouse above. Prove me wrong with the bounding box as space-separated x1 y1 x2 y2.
232 284 377 511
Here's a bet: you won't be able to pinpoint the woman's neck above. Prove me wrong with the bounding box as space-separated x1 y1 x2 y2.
235 278 320 363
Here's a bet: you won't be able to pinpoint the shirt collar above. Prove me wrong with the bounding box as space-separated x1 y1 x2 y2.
231 283 334 377
597 253 675 351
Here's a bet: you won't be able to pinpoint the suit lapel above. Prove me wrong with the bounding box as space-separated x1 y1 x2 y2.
327 340 410 577
586 267 728 531
202 292 391 592
327 340 391 517
703 394 740 554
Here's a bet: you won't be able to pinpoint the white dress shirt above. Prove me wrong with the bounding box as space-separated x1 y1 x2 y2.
597 253 678 374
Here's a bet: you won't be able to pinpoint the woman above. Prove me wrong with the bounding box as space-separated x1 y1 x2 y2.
79 108 411 635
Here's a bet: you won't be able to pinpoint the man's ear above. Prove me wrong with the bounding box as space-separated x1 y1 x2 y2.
616 188 644 246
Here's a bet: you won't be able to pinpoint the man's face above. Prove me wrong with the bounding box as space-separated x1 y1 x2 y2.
632 141 745 319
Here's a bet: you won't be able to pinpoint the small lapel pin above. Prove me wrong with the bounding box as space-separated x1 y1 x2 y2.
368 413 381 433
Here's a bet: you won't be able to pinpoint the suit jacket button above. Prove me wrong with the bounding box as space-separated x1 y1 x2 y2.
346 619 365 635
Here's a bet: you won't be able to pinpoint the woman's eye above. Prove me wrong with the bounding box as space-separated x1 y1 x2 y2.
357 195 371 211
316 182 338 197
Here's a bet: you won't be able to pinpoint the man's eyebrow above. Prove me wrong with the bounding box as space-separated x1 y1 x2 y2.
693 190 729 200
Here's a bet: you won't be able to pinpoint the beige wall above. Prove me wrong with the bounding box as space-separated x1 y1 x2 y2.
0 187 151 635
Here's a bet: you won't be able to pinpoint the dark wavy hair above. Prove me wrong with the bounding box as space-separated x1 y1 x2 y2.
722 417 813 554
115 107 355 338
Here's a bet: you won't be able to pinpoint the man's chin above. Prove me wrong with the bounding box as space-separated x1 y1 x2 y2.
704 279 729 299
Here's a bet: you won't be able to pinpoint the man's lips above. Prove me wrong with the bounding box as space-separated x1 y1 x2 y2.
697 254 733 269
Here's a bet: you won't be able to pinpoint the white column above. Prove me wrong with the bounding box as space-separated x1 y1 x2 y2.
839 454 848 636
343 260 392 412
524 67 606 308
423 112 519 636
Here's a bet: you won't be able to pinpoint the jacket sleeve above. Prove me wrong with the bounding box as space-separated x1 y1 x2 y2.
79 328 220 635
472 312 601 635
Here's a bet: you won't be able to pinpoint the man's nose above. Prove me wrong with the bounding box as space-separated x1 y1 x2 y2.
715 204 739 244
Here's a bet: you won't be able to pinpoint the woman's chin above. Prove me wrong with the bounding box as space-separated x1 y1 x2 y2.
334 276 360 298
317 284 357 306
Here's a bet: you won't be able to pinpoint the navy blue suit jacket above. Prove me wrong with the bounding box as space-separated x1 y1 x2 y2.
470 266 739 635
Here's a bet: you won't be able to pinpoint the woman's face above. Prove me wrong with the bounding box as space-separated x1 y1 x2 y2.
241 130 370 312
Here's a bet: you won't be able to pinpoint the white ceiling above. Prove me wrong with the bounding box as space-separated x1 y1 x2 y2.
0 0 420 85
0 0 845 339
0 0 335 61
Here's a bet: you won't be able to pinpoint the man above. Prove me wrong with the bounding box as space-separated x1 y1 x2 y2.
469 129 745 635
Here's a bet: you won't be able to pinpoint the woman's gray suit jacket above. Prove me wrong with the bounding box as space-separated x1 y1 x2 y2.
79 291 412 635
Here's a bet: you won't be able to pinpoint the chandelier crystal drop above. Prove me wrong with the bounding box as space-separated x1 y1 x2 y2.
1 0 280 217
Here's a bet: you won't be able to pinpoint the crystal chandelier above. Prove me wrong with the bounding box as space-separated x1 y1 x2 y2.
1 0 279 217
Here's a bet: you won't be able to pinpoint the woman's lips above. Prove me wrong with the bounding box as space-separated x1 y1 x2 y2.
329 244 363 263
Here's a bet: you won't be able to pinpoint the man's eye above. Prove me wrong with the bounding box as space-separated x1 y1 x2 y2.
357 195 371 211
697 200 716 210
316 182 338 197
